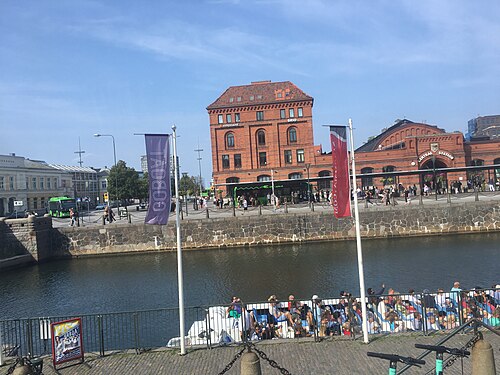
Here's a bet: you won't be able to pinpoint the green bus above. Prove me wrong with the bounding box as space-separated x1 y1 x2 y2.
48 197 77 218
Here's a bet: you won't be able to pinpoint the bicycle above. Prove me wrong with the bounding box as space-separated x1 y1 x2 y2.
367 351 425 374
414 343 470 375
4 346 43 375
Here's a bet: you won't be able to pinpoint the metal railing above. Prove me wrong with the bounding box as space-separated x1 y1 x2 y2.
1 289 498 360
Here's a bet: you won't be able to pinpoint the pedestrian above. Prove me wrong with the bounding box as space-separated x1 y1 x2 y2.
107 206 115 223
69 208 77 227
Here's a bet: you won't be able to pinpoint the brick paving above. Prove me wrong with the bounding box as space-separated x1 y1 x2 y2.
6 331 498 374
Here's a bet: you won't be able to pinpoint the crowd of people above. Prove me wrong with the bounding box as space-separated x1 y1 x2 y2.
223 282 500 342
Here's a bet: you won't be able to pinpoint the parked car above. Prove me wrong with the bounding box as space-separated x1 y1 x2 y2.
95 204 107 210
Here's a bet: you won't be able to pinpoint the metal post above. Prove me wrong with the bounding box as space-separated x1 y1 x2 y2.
475 187 479 201
271 169 276 211
259 205 262 215
447 192 451 204
128 213 131 224
348 118 369 344
419 193 423 205
311 201 314 212
206 206 209 219
432 156 438 201
284 201 288 213
0 323 4 366
98 315 105 357
172 125 186 356
232 203 236 217
185 199 188 216
94 134 118 210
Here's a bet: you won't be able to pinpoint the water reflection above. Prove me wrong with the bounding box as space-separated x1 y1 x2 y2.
1 232 499 320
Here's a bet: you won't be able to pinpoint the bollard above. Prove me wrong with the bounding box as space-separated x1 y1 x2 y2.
311 202 314 212
232 204 236 217
77 217 80 227
419 194 423 205
206 207 210 219
259 205 262 215
472 339 496 375
475 188 479 202
447 192 451 204
241 350 262 375
128 213 131 224
185 200 188 216
181 209 184 220
364 199 368 208
284 202 288 213
102 215 106 225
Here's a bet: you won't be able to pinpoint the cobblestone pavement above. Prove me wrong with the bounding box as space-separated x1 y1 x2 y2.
6 331 498 374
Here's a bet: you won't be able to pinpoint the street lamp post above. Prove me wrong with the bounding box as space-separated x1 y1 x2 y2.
432 155 437 201
305 163 311 205
94 134 118 208
194 146 203 209
271 169 276 210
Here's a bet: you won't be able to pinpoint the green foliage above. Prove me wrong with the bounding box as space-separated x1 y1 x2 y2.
179 173 201 196
108 160 142 201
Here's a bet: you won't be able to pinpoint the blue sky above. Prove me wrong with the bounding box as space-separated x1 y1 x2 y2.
1 0 499 183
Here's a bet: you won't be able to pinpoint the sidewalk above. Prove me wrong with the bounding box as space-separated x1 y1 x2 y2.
16 331 499 374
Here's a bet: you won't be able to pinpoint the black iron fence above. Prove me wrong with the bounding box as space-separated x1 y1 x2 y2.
1 288 498 361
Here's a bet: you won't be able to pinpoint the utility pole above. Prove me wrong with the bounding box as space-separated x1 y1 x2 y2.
74 137 86 167
194 144 203 199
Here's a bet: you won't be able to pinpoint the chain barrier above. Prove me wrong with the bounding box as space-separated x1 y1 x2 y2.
441 331 481 372
217 341 292 375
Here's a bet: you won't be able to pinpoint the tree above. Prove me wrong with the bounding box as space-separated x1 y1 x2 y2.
179 173 199 196
107 160 141 202
137 172 149 201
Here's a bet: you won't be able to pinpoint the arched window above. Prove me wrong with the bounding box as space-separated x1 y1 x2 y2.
361 167 374 187
288 127 297 143
257 129 266 145
226 177 239 184
318 170 331 190
257 175 271 182
225 132 235 148
288 172 302 180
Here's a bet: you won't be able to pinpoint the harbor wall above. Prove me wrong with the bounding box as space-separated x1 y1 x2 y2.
1 202 499 266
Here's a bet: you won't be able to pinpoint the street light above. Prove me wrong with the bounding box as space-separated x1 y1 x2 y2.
94 134 118 208
194 146 203 210
271 169 276 210
305 163 311 205
431 155 437 201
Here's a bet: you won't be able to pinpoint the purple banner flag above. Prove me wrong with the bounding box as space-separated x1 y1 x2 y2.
145 134 171 225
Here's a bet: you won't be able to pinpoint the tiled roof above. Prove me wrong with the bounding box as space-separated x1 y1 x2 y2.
207 81 313 110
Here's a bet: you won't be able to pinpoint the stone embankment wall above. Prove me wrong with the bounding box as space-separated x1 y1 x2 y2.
53 202 500 257
0 215 53 268
1 202 499 266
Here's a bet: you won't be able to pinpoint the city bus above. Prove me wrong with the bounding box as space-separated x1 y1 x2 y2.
48 197 77 218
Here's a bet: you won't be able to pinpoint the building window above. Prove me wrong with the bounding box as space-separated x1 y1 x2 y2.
226 114 232 123
229 97 234 103
257 129 266 145
234 154 242 168
40 178 44 190
280 109 286 119
298 107 303 117
318 170 331 190
9 176 14 190
47 178 51 189
256 111 264 121
288 172 303 180
259 152 267 166
257 175 271 182
288 127 297 143
226 132 235 148
361 167 374 187
54 178 58 188
0 177 4 190
222 155 230 169
26 177 29 189
237 96 242 102
218 114 223 124
235 113 240 122
277 92 282 98
226 177 239 184
32 177 37 189
284 150 292 164
296 149 305 163
250 96 254 101
33 198 38 209
289 108 295 118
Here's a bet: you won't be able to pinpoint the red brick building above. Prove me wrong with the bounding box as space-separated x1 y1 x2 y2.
208 81 500 198
207 80 332 198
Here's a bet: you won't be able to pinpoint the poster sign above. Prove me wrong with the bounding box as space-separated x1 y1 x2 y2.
144 134 171 225
51 318 84 367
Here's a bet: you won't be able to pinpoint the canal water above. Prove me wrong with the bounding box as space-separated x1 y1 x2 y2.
1 232 499 320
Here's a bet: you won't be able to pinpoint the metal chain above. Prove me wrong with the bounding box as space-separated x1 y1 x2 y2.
247 342 292 375
442 331 481 371
217 342 293 375
217 346 247 375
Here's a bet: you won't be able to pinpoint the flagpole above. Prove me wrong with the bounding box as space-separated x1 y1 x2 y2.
172 125 186 355
348 118 369 344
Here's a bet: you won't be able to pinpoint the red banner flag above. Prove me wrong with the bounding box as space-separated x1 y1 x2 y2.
330 126 351 218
